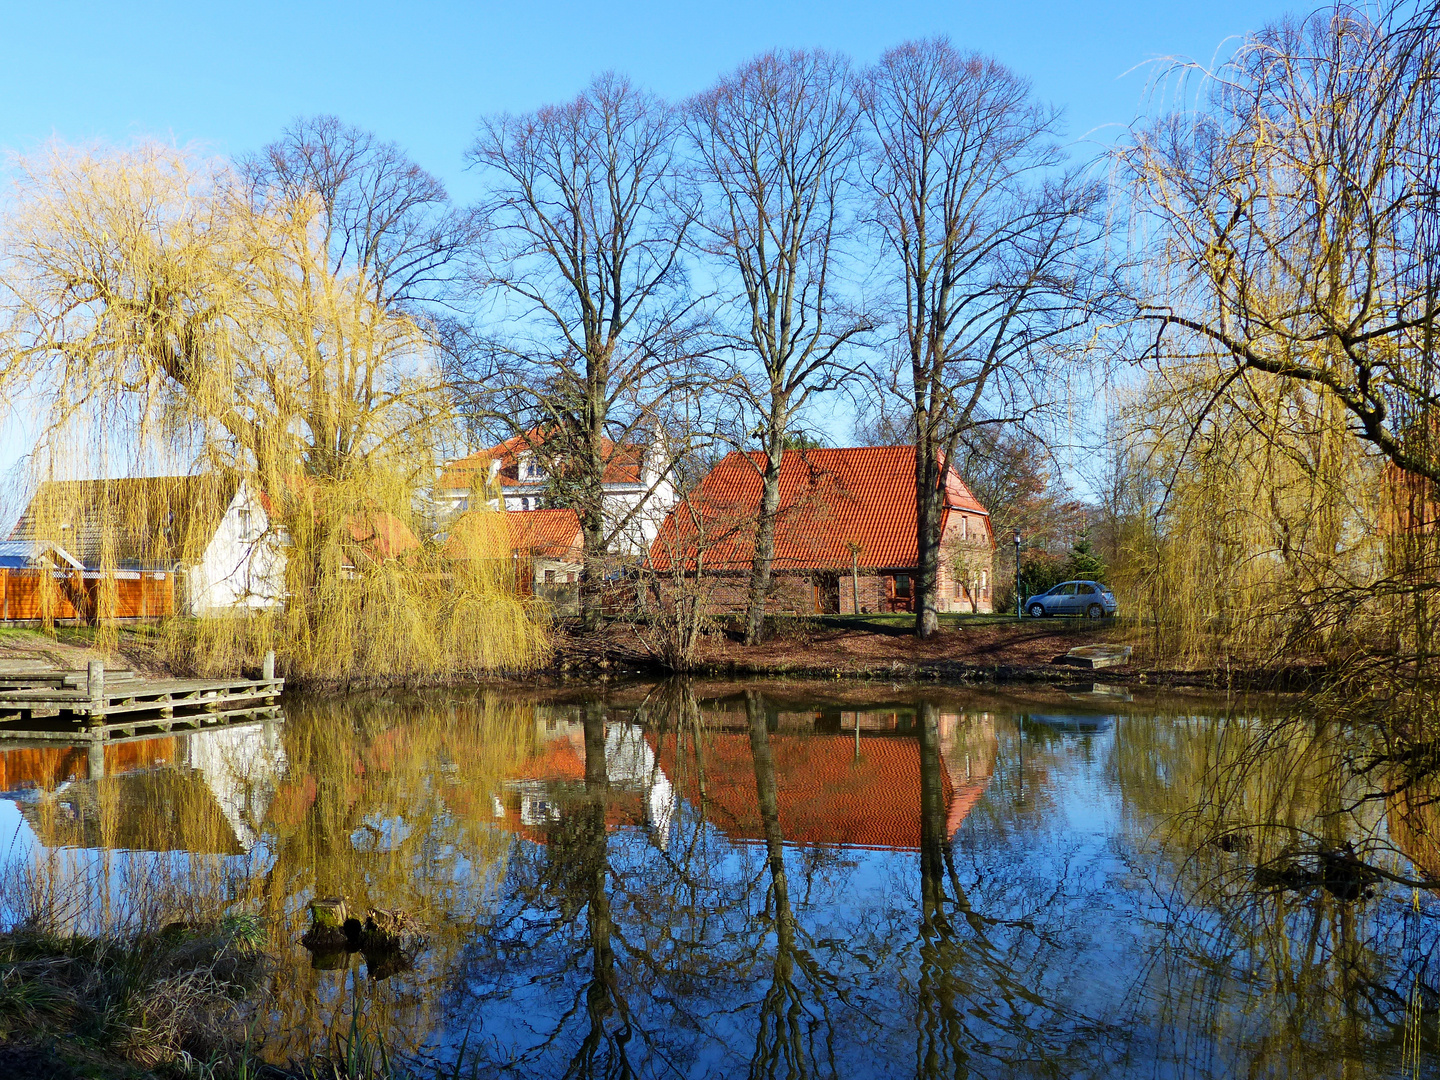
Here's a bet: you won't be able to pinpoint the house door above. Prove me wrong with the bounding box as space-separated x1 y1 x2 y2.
814 573 841 614
885 573 914 613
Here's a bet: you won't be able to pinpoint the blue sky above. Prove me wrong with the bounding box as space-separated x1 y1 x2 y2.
0 0 1301 497
1 0 1301 201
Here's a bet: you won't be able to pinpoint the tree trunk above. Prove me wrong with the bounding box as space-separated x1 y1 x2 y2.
578 395 609 633
579 509 606 632
914 441 944 638
743 433 786 646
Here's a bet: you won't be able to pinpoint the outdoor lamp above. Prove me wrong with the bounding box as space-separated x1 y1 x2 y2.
1014 531 1022 618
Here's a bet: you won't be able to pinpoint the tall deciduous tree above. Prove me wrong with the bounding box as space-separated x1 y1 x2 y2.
687 50 871 644
241 115 476 312
461 74 700 629
861 39 1106 638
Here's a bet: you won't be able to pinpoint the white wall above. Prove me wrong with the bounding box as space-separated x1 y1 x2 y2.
185 481 286 616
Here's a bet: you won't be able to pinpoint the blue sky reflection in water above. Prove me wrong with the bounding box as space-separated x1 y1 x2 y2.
0 684 1435 1076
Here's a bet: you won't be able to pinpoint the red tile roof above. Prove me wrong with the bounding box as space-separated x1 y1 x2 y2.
506 509 583 559
438 430 646 492
345 511 421 562
653 732 986 851
444 508 582 561
649 446 990 571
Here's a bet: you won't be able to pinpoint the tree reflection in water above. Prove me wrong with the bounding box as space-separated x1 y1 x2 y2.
6 682 1440 1076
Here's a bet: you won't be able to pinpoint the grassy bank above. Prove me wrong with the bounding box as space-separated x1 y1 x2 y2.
0 917 268 1078
0 920 478 1080
0 612 1339 694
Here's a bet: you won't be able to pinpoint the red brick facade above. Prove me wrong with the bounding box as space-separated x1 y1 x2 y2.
652 446 997 616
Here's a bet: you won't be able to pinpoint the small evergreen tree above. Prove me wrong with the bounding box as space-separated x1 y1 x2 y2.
1065 530 1107 582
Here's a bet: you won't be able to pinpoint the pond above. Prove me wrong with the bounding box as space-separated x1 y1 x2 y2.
2 679 1438 1077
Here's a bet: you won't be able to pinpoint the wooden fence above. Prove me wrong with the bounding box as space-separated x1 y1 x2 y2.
0 568 175 623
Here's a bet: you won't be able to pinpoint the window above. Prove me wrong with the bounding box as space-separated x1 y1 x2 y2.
544 569 555 584
1079 583 1097 595
1059 583 1079 596
960 516 968 540
894 574 912 599
521 497 529 511
566 572 576 584
955 581 963 599
981 571 987 593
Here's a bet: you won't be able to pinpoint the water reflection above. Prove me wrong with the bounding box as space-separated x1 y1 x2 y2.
0 682 1437 1077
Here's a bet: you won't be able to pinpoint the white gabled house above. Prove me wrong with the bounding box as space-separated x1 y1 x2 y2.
436 428 679 554
8 475 286 616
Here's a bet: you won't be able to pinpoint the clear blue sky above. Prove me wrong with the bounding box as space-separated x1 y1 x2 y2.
1 0 1303 201
0 0 1303 501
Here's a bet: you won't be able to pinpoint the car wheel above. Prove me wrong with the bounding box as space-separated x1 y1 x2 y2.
1027 603 1046 618
1086 604 1104 619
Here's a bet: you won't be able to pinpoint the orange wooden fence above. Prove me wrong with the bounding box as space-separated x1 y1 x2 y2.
0 568 175 622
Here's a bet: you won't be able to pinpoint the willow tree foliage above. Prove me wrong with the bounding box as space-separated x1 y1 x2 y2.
1117 3 1440 679
0 139 546 680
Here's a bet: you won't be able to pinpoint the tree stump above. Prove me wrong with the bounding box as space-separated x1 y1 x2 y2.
300 896 354 952
359 908 422 981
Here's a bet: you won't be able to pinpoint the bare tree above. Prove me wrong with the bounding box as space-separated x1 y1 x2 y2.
687 50 872 644
861 39 1107 638
458 74 702 629
242 115 476 312
1121 4 1440 487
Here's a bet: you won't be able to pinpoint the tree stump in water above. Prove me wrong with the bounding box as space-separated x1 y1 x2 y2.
360 908 422 981
301 897 355 952
363 908 418 943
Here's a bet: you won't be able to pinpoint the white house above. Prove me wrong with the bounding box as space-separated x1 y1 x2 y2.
8 475 285 616
436 429 679 553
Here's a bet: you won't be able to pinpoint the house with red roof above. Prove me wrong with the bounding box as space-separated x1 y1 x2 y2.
444 506 583 612
436 429 678 553
649 446 996 614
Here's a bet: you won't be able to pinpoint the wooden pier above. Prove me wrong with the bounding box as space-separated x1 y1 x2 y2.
0 652 282 743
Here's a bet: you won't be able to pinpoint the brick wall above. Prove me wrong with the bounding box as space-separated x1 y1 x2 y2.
658 550 997 618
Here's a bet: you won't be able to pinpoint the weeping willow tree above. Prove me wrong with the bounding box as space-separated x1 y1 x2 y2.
1115 2 1440 678
1107 368 1389 668
0 137 546 682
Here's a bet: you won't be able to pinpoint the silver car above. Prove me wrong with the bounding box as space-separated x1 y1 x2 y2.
1024 580 1117 619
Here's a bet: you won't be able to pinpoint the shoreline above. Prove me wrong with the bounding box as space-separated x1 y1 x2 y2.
0 617 1336 697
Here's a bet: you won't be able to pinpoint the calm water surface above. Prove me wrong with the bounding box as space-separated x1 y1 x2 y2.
2 680 1437 1078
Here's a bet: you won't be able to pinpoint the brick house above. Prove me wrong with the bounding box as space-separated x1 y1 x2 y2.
649 446 995 615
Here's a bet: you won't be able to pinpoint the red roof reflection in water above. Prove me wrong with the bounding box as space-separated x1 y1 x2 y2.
491 708 995 852
654 732 991 851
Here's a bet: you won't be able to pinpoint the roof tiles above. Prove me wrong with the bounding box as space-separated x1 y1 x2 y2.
650 446 990 571
438 431 646 492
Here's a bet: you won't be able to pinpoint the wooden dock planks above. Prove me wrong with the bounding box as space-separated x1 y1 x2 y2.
0 664 282 742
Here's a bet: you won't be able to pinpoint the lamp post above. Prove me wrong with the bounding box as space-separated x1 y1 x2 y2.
1014 531 1022 618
